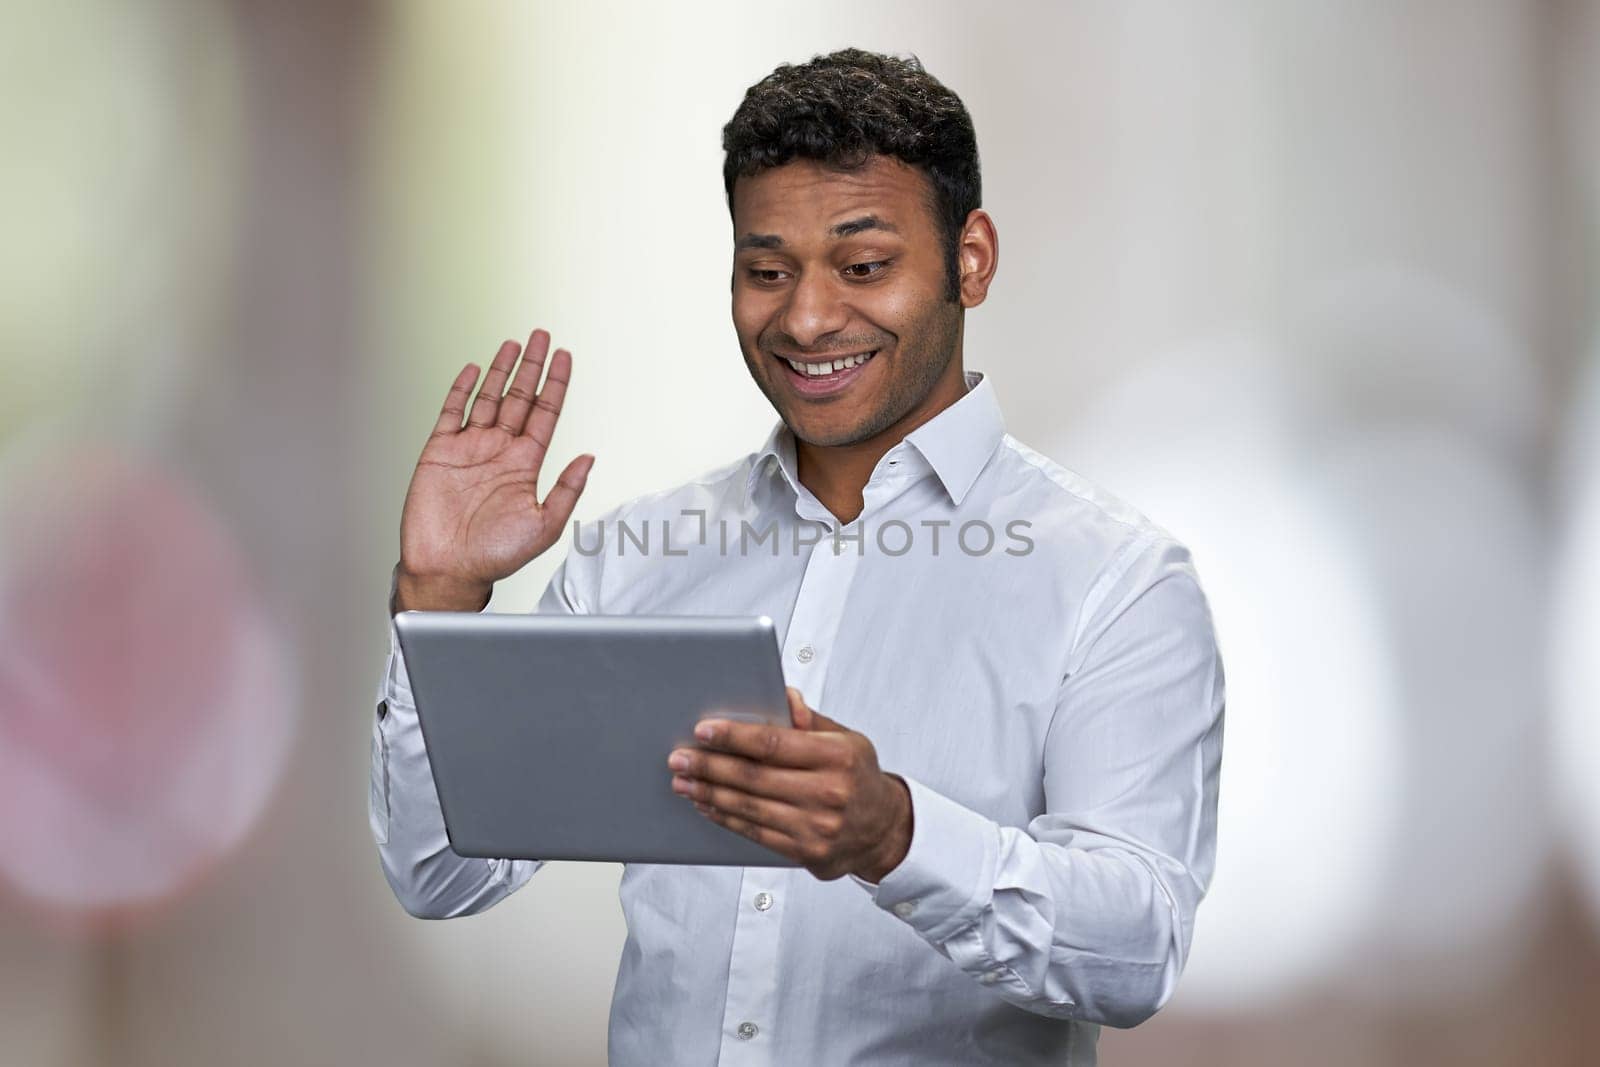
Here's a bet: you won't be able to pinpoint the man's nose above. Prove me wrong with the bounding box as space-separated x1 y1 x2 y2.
775 270 848 350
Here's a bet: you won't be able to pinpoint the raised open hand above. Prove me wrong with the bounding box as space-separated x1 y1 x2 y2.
394 329 594 613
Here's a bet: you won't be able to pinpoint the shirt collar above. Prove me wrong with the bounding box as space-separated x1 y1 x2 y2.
745 370 1006 509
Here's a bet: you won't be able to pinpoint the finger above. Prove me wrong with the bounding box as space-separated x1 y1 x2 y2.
679 779 809 847
496 328 551 435
787 687 848 733
669 748 825 805
464 339 522 429
700 806 807 861
522 347 573 456
804 708 849 733
673 774 809 831
431 362 482 436
537 453 595 533
787 687 811 730
693 719 847 768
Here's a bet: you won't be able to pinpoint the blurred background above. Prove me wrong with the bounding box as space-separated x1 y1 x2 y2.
2 1 1598 1063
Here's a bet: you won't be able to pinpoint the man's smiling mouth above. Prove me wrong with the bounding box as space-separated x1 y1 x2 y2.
776 350 879 378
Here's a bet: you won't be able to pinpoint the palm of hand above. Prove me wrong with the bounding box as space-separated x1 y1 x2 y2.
399 330 594 589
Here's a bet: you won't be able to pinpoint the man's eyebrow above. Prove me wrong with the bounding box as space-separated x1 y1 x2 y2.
734 216 901 251
829 215 899 239
736 233 784 250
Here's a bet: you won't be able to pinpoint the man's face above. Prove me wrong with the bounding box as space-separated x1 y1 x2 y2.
730 156 963 448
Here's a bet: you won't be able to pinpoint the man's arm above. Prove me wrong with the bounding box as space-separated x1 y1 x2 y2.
852 536 1225 1027
369 329 595 916
370 555 588 918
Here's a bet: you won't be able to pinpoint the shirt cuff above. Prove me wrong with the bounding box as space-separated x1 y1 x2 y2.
852 774 1000 944
384 615 416 709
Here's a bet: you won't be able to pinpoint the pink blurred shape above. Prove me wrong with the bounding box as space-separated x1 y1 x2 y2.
0 445 295 925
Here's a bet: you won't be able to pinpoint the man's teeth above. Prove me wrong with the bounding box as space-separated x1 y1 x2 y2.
784 351 876 376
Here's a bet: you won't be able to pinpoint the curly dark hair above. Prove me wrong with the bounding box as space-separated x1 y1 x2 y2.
721 48 981 303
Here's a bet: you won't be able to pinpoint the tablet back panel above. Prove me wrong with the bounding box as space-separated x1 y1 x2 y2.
392 612 800 866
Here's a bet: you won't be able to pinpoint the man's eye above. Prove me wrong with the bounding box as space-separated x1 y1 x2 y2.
748 268 789 284
843 260 889 278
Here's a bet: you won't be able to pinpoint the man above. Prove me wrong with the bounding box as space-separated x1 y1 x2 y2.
371 48 1224 1065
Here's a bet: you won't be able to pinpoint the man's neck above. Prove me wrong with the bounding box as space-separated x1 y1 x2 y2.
795 360 969 525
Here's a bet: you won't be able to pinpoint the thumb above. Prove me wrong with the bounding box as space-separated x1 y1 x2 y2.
539 453 596 533
786 687 812 730
788 686 846 732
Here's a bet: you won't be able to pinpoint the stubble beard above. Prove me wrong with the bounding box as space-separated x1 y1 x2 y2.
744 299 963 450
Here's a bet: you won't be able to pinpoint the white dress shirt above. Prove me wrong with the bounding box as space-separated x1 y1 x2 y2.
369 370 1225 1066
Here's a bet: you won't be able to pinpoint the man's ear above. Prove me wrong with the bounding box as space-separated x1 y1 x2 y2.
957 209 999 309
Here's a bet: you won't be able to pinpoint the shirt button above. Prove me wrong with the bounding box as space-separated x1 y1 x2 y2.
796 645 815 664
754 891 773 911
892 901 916 919
736 1021 759 1040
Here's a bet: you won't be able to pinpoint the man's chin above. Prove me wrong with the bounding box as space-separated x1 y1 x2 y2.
782 407 882 449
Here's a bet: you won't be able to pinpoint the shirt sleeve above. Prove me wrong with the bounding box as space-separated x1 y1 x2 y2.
369 549 597 919
850 534 1225 1028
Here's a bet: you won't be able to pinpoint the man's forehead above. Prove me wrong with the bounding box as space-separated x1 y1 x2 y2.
731 157 931 241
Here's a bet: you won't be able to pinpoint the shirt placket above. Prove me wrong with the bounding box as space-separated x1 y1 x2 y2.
715 511 865 1065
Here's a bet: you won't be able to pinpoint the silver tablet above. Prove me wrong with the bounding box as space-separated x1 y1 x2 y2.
392 611 801 867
